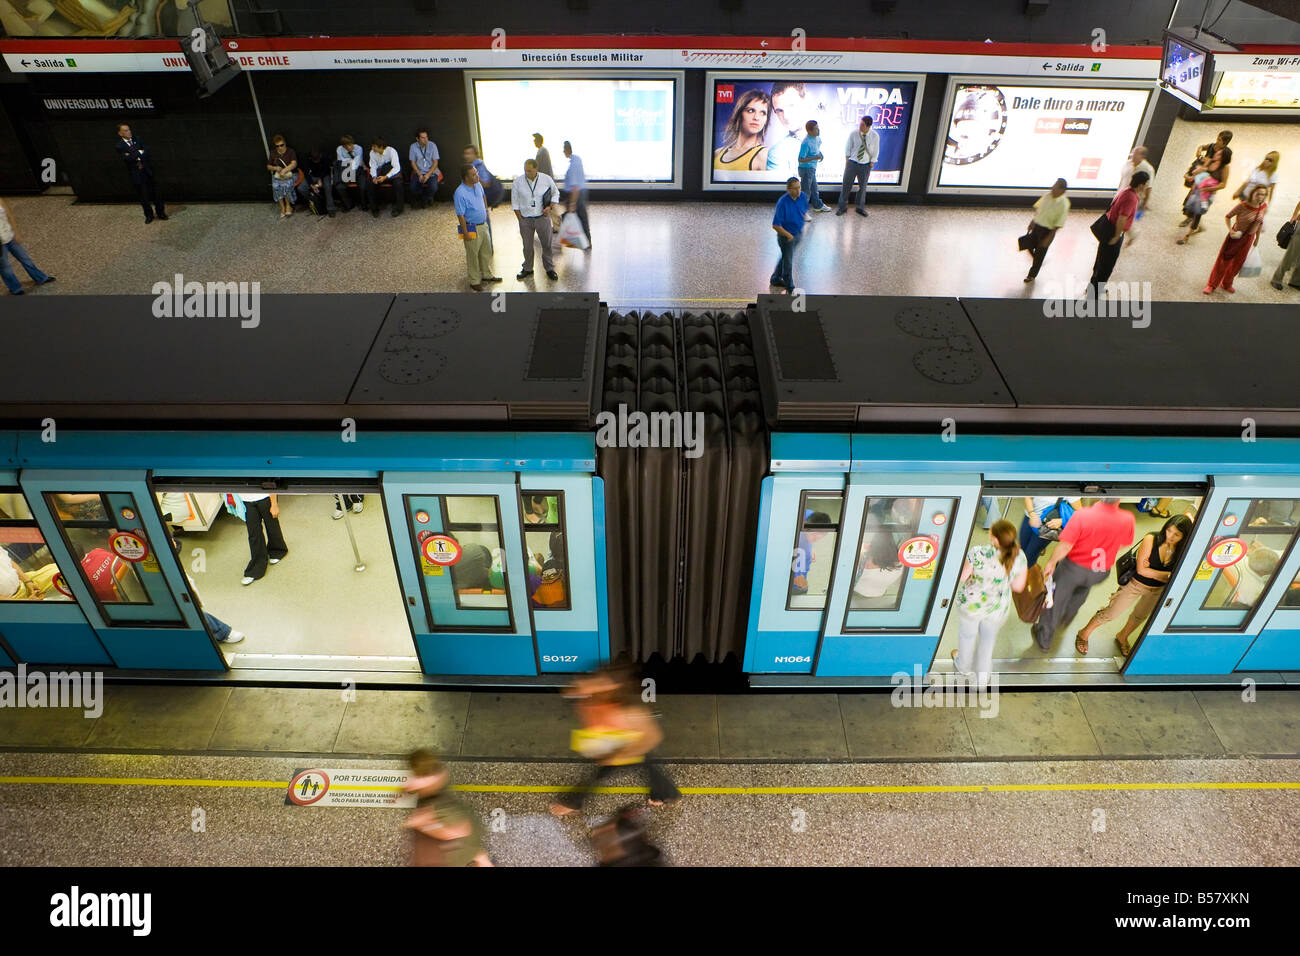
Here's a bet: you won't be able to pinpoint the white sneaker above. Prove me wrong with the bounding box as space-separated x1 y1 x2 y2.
221 630 245 644
813 205 831 213
803 214 812 222
332 507 344 520
269 557 281 565
352 502 363 514
241 576 255 586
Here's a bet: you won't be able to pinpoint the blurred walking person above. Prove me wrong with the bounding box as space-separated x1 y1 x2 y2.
403 750 492 866
1022 178 1069 282
550 665 680 817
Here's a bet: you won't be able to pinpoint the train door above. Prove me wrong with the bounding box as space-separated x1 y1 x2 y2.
742 473 847 673
0 478 107 666
17 471 224 670
520 475 606 673
381 472 537 676
814 474 980 676
1129 478 1300 675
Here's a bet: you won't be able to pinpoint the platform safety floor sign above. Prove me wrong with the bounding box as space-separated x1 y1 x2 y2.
285 768 417 808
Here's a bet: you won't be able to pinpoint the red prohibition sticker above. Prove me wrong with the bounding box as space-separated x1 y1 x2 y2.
898 536 937 569
932 513 947 526
120 507 136 521
1207 537 1247 569
421 534 462 566
52 572 73 598
414 510 430 524
1222 514 1238 527
287 769 331 806
109 531 149 562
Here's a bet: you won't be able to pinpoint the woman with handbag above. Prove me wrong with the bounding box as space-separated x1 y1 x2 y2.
1270 199 1300 291
1204 184 1269 294
951 519 1027 688
1075 514 1192 658
266 134 299 220
1019 495 1081 566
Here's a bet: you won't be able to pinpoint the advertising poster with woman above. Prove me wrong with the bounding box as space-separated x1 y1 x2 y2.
710 77 918 186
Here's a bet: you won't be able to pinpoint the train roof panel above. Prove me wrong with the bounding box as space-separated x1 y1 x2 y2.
0 293 390 407
751 295 1014 425
347 293 603 422
962 298 1300 412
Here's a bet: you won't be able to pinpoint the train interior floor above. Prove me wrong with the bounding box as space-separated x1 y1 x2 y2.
1 687 1298 865
172 493 416 673
7 118 1300 305
932 497 1202 677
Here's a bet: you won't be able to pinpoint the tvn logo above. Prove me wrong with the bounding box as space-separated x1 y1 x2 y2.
716 84 734 104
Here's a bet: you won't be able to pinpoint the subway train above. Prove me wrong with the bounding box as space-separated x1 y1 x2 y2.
2 292 1299 688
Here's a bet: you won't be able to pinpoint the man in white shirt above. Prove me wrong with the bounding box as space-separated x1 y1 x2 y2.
363 138 405 218
1118 145 1155 243
836 115 880 217
336 134 366 211
512 158 559 280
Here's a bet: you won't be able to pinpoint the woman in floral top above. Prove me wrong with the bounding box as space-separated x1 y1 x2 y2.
951 519 1028 686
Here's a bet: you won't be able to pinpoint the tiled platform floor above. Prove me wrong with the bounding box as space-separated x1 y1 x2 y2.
1 684 1297 761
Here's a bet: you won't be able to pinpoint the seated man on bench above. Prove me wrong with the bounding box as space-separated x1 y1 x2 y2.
363 137 405 218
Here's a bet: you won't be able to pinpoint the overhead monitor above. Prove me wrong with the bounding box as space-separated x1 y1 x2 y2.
703 73 923 191
467 73 682 188
1161 32 1213 107
929 78 1155 197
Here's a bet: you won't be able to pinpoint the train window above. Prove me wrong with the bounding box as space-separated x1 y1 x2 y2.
442 496 510 611
404 493 514 633
1281 566 1300 609
0 490 74 603
847 497 929 611
1199 499 1300 615
787 492 844 611
42 492 153 607
521 492 570 611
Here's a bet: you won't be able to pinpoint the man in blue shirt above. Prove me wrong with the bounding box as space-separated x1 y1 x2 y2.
408 129 441 210
562 140 591 249
453 164 501 291
797 120 830 215
770 177 808 292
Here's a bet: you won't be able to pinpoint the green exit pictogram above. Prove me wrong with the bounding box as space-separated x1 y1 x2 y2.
1091 62 1100 71
66 58 77 67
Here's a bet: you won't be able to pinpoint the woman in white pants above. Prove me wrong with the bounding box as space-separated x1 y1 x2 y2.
951 519 1027 687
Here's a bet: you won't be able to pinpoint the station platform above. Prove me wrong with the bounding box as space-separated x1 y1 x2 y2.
3 684 1298 761
8 120 1298 308
1 685 1298 866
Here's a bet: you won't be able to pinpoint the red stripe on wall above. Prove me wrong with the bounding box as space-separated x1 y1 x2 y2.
0 34 1168 58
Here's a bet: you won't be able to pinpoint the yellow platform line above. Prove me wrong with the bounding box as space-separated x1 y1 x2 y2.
0 777 1298 795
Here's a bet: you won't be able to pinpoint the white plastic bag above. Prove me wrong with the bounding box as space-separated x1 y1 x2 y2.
1238 244 1263 278
559 212 589 250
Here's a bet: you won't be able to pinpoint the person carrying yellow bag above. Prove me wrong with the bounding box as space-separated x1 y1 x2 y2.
550 665 680 816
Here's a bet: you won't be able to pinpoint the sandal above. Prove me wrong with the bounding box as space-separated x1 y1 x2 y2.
1075 632 1089 655
1149 509 1172 518
1116 635 1132 658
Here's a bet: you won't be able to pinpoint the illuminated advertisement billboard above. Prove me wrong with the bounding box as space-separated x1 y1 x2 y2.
1213 71 1300 109
704 74 922 190
932 79 1153 195
468 75 680 186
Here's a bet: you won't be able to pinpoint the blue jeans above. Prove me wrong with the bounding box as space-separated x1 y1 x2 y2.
798 166 825 209
1 240 50 294
203 610 232 642
771 233 799 290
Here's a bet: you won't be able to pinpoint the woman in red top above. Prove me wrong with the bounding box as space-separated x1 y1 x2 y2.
1204 183 1269 294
